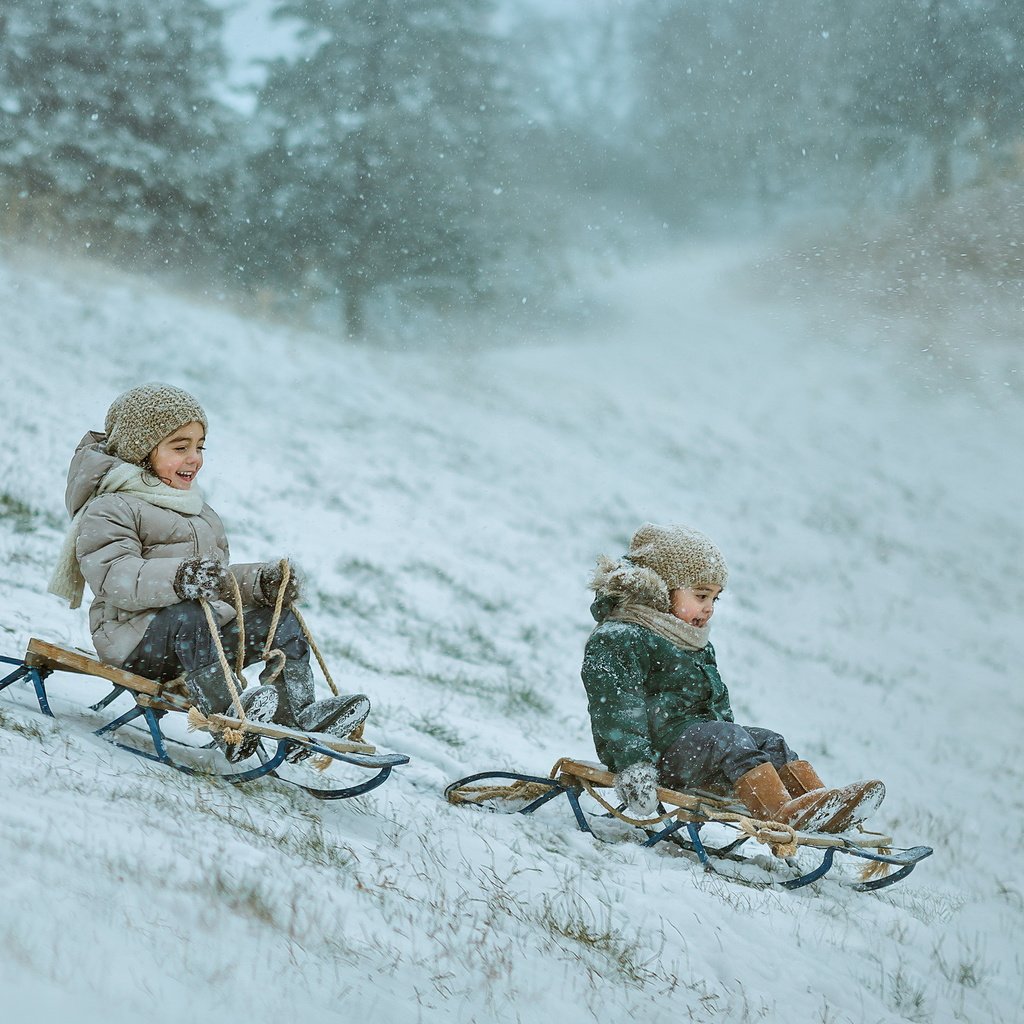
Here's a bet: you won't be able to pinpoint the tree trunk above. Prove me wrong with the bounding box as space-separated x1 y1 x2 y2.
343 283 366 338
931 145 952 197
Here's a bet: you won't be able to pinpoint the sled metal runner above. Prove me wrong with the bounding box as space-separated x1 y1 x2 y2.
445 759 932 891
1 638 409 799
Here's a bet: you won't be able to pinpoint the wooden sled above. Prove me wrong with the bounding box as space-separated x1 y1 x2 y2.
1 638 409 799
446 758 932 891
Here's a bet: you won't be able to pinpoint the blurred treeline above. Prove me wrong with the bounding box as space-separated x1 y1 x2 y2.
1 0 1022 336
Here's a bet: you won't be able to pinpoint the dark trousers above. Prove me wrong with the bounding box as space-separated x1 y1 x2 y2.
658 721 798 794
123 601 309 683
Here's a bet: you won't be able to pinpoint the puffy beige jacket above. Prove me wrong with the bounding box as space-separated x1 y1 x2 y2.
66 432 263 667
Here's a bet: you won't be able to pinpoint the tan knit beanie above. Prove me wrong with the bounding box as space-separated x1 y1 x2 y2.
626 523 728 592
104 383 208 466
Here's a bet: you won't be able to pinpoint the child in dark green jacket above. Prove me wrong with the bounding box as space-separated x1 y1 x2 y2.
581 523 883 833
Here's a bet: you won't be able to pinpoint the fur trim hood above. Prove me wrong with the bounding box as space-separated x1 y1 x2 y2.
589 555 671 614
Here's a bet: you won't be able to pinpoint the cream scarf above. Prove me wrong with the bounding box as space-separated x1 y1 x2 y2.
48 463 204 609
606 600 710 651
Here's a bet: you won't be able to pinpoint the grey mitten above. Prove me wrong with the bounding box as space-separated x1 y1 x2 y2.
613 762 660 817
258 559 303 607
173 557 231 602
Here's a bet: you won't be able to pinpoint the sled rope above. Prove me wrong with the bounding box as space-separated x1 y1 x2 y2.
575 774 682 827
259 559 290 686
260 563 344 706
288 592 365 742
291 607 339 697
446 779 554 806
187 596 248 746
546 757 681 826
577 774 799 856
250 560 361 765
547 759 801 857
852 827 895 880
735 816 800 858
186 572 279 745
273 560 363 751
229 572 246 679
186 563 362 764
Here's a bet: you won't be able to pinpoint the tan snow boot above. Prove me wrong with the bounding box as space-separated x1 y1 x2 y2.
778 759 825 796
775 760 886 833
733 762 870 833
817 779 886 833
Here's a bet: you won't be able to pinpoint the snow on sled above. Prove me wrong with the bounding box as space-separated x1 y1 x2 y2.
0 638 409 800
446 758 932 891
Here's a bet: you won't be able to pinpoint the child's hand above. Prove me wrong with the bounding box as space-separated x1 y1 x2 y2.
173 557 231 602
258 559 303 607
613 762 660 818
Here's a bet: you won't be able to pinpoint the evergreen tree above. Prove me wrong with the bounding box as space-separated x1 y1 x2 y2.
244 0 517 336
502 5 643 219
840 0 1024 196
626 0 854 224
0 0 235 261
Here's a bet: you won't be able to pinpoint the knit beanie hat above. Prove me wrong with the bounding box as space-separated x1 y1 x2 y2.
626 523 728 592
590 522 728 614
104 383 208 466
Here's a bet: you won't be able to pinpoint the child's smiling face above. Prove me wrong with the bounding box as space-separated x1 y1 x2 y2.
147 421 205 489
669 584 722 628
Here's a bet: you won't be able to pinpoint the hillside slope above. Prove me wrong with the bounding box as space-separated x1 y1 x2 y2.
1 239 1022 1024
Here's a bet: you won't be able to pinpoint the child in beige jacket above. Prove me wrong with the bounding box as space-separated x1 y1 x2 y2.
50 382 368 762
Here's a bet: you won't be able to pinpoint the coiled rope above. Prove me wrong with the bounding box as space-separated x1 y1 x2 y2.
186 559 350 757
569 768 800 857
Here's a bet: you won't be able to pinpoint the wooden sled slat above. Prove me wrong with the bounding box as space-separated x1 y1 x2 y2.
555 757 738 812
445 759 926 892
26 637 377 755
552 756 894 850
6 637 410 800
26 637 164 695
189 710 376 755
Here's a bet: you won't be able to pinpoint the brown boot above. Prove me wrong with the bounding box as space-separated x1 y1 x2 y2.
778 759 885 832
778 759 825 796
733 762 881 833
818 779 886 832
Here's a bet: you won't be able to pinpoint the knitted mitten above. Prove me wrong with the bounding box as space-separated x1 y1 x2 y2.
173 557 230 602
258 559 303 607
613 762 660 817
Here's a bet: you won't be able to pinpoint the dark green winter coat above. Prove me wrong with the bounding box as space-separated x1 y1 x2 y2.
581 619 734 774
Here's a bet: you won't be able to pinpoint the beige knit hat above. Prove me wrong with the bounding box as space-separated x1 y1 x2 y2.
589 523 728 614
104 383 208 466
626 522 728 591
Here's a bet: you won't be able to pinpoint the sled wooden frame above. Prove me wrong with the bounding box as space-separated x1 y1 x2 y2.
1 638 409 800
445 758 932 892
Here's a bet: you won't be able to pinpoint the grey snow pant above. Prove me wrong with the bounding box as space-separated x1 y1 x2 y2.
657 721 798 794
123 600 309 690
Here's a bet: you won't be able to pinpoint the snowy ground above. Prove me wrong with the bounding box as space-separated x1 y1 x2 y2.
1 236 1022 1024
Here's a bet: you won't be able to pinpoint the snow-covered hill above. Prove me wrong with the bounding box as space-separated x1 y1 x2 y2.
1 238 1021 1023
